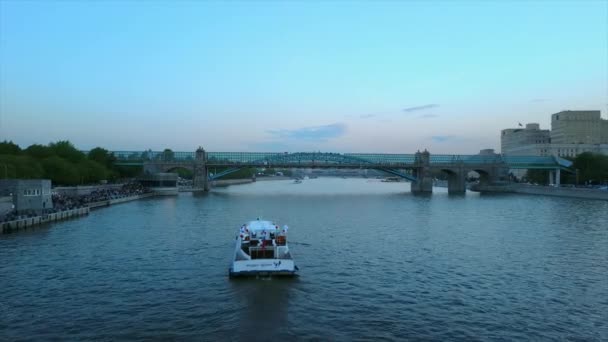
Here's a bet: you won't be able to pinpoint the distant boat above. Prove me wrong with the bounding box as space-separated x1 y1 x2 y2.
381 177 401 182
293 179 302 184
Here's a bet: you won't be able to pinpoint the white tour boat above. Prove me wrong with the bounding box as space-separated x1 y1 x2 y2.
229 219 298 277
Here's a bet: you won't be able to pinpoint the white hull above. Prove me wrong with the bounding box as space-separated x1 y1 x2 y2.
230 259 297 277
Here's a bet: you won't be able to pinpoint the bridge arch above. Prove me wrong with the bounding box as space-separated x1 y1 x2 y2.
166 166 194 180
471 169 491 186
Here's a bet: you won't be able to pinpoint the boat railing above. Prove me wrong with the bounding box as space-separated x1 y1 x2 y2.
248 245 291 259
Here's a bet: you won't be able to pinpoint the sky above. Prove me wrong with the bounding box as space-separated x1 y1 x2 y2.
1 1 607 153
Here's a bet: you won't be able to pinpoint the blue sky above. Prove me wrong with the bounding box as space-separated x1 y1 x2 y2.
1 1 606 153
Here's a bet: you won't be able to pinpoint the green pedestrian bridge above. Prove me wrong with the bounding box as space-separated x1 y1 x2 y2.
112 148 572 194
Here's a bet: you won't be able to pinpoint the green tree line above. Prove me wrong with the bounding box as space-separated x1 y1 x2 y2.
0 140 140 185
525 152 608 185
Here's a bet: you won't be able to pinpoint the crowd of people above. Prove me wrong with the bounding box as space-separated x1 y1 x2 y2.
0 183 151 223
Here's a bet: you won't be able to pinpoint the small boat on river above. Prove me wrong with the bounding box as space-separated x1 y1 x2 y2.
229 219 298 277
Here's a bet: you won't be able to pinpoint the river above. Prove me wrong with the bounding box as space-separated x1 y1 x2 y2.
1 178 607 340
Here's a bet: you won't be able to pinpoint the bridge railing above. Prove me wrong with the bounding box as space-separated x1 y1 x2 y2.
111 151 196 162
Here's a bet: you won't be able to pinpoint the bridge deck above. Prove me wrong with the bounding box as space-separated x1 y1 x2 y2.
110 151 572 170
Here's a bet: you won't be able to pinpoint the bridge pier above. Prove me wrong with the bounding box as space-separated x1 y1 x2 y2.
446 168 467 194
193 147 209 191
411 150 433 194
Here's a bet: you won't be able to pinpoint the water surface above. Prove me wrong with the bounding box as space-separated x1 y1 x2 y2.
1 178 607 340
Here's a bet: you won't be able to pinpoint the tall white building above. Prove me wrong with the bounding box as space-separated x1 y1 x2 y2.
551 110 608 145
501 110 608 158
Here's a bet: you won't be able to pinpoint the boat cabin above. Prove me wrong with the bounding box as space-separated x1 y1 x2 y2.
237 220 291 260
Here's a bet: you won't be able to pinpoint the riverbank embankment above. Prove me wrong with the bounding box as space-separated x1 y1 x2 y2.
473 183 608 200
1 193 157 235
1 207 89 234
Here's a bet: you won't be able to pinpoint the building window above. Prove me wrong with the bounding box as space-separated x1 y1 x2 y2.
23 188 41 196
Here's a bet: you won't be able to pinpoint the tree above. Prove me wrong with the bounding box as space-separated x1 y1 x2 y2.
263 168 276 175
220 167 255 179
42 156 80 185
77 159 108 183
572 152 608 184
170 167 193 179
162 148 174 161
88 147 116 169
525 169 549 185
0 155 44 179
24 144 53 159
48 140 85 163
0 140 21 155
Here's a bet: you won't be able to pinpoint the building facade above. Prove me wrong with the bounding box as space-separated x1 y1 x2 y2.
501 123 551 155
0 179 53 214
501 110 608 158
504 143 608 158
551 110 608 144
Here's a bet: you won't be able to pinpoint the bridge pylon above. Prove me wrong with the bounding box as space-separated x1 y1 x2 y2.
445 165 467 194
193 147 209 191
411 150 433 194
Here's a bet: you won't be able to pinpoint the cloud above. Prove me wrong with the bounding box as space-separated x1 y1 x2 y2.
403 104 439 113
418 113 438 119
431 135 457 142
359 114 377 119
267 123 347 141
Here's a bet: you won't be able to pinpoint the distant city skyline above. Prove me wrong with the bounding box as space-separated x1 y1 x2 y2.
1 1 606 153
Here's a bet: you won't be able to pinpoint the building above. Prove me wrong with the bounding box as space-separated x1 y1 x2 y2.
551 110 608 144
501 111 608 158
0 179 53 214
505 143 608 158
548 110 608 158
501 123 551 155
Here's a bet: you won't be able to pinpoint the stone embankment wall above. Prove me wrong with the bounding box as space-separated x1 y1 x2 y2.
1 207 89 234
1 193 157 234
473 184 608 200
87 193 157 208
